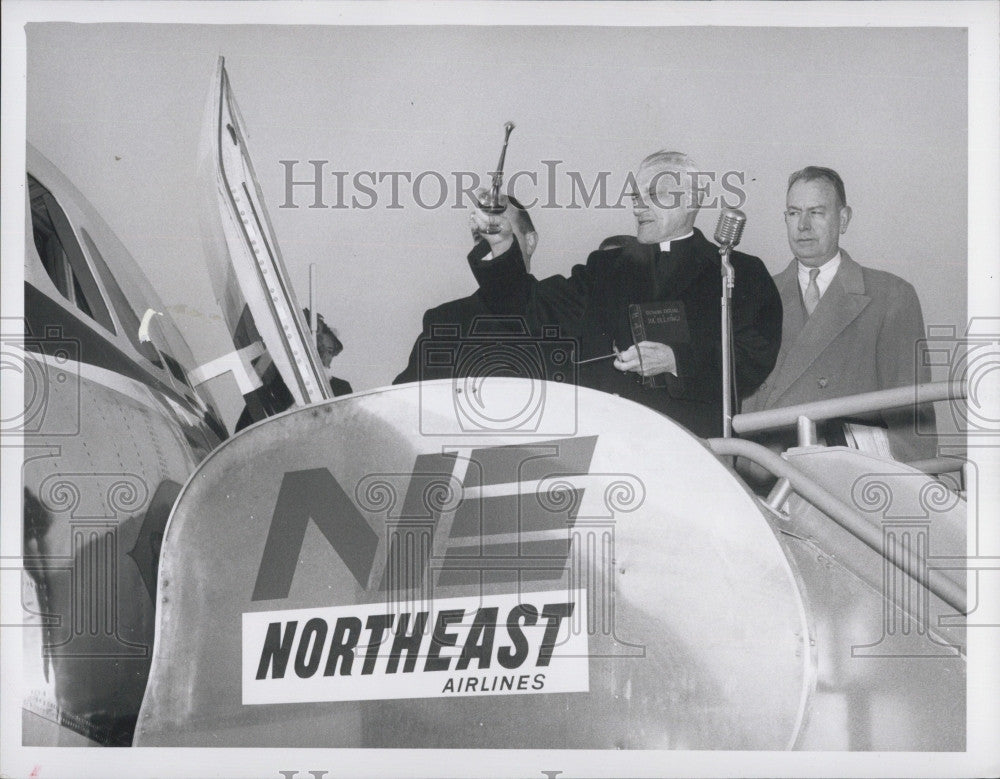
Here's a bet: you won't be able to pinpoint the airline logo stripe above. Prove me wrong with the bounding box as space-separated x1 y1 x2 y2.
251 437 599 600
252 469 379 601
379 436 597 591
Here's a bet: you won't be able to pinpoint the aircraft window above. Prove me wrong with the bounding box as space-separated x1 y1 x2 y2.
31 200 70 298
80 228 164 368
28 174 116 334
70 270 95 319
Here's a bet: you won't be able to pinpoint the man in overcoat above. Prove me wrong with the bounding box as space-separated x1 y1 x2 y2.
742 166 936 461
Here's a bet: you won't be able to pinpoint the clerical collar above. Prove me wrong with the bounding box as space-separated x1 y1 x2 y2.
659 231 694 253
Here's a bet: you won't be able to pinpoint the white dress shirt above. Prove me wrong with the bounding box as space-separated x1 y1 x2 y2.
797 251 842 300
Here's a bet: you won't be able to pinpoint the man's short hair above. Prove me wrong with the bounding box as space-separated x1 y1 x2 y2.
304 308 344 358
508 194 535 235
316 315 344 357
640 150 698 176
639 150 702 209
787 166 848 209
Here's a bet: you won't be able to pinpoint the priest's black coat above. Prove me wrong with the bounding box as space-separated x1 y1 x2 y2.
395 229 782 439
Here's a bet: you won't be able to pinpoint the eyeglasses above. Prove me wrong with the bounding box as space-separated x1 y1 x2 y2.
784 208 829 221
629 189 689 210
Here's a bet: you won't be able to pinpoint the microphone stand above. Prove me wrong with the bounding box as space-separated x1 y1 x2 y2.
720 247 736 438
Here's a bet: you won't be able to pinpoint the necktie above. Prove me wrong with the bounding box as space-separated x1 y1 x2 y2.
804 267 821 316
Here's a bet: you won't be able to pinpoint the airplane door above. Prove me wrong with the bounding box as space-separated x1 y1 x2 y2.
196 57 330 424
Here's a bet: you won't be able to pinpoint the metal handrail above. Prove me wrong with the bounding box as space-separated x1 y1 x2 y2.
707 436 966 615
733 380 966 436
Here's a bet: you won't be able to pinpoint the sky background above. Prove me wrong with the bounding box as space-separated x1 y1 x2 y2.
24 22 969 427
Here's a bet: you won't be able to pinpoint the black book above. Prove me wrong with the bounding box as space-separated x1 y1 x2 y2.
628 301 690 388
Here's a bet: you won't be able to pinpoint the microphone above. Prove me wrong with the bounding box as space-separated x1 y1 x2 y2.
714 209 747 249
713 212 744 439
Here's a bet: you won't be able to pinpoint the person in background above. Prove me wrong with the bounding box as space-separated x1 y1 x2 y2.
393 194 546 386
314 312 352 397
233 309 351 432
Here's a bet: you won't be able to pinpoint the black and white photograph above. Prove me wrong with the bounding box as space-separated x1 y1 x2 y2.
2 2 998 777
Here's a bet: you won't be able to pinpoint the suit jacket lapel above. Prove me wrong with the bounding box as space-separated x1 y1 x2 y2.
759 262 802 405
766 250 871 403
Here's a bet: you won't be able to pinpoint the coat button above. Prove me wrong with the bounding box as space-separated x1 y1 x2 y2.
817 377 828 388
